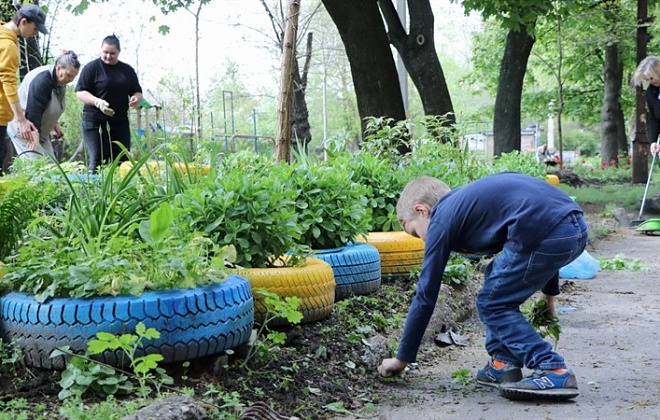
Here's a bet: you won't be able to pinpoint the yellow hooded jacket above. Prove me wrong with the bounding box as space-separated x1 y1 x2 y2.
0 24 19 126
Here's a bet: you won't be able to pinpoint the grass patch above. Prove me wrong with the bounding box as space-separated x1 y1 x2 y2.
559 182 651 213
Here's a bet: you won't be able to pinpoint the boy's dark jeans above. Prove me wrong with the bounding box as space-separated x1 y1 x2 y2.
477 211 588 371
82 117 131 174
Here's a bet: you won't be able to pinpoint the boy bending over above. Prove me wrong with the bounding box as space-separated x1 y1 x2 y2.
378 173 587 400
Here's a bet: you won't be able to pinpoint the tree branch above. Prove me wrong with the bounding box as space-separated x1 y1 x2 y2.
377 0 406 50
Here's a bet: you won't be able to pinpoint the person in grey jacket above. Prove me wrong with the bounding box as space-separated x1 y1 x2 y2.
8 50 80 160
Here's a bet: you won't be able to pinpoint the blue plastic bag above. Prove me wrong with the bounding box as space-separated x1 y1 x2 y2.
559 250 600 279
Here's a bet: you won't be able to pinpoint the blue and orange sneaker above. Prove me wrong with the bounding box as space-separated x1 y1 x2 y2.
476 360 523 387
499 369 579 400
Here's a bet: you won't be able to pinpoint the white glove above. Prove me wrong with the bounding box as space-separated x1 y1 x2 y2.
651 142 660 157
94 98 115 117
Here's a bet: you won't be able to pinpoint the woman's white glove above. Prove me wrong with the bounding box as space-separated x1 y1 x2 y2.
651 142 660 157
94 98 115 117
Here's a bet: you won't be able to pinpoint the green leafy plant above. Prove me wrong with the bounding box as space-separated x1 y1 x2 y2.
451 368 472 385
59 394 144 420
240 289 303 369
175 160 307 268
54 322 173 400
0 338 32 383
523 299 561 348
5 199 234 301
442 254 475 286
599 254 647 271
0 398 49 420
332 150 404 232
289 161 371 249
0 183 40 261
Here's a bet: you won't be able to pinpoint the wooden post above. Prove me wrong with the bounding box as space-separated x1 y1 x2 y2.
275 0 300 164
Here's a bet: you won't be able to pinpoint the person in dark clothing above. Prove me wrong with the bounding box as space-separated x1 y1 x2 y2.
377 173 588 401
75 34 142 173
8 51 80 159
633 56 660 158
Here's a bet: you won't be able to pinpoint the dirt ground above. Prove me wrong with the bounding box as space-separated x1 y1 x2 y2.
333 215 660 420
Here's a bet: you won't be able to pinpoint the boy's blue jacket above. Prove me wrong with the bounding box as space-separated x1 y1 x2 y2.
396 172 582 362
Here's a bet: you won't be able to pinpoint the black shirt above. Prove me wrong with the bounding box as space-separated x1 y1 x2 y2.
75 58 142 122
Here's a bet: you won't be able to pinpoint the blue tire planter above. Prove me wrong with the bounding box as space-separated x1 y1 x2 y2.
0 274 254 370
314 242 381 300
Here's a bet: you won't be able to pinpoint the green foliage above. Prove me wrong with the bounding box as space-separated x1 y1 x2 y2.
241 289 303 369
175 160 307 268
443 254 475 286
59 395 144 420
362 117 411 163
0 339 31 383
0 183 39 260
290 162 371 249
0 398 49 420
332 150 403 232
57 354 134 400
404 139 488 187
491 150 546 178
451 368 472 385
522 299 561 348
55 322 173 400
4 157 232 301
599 254 647 271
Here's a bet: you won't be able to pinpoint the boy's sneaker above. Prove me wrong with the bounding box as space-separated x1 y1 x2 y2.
499 369 579 401
476 360 523 387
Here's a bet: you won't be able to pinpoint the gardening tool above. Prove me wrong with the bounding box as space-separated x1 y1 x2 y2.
630 152 658 227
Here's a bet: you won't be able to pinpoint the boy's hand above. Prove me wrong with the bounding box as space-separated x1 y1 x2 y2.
378 358 408 377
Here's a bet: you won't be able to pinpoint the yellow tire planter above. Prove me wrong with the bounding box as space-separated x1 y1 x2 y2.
118 161 210 178
357 231 424 279
546 174 560 187
234 257 336 326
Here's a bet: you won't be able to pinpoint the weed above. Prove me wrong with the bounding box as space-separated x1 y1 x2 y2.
0 398 49 420
451 368 472 385
522 300 561 348
599 254 648 271
58 395 145 420
54 322 173 400
240 289 303 369
0 339 33 383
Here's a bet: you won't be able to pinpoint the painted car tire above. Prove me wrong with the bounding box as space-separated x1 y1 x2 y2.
235 257 335 326
314 242 381 300
0 274 254 370
357 231 425 279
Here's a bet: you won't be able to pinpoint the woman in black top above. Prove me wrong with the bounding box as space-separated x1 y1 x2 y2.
75 35 142 173
633 56 660 157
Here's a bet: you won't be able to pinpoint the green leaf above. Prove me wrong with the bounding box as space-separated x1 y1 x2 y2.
149 202 174 242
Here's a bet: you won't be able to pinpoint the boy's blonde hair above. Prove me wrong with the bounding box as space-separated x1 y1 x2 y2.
396 176 451 224
632 56 660 87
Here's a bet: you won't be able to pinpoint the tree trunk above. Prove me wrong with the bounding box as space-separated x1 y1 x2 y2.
292 33 312 155
378 0 454 122
276 0 300 163
633 0 649 183
600 43 625 165
493 26 535 156
322 0 406 136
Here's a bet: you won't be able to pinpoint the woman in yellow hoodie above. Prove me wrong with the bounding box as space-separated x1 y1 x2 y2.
0 4 48 175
